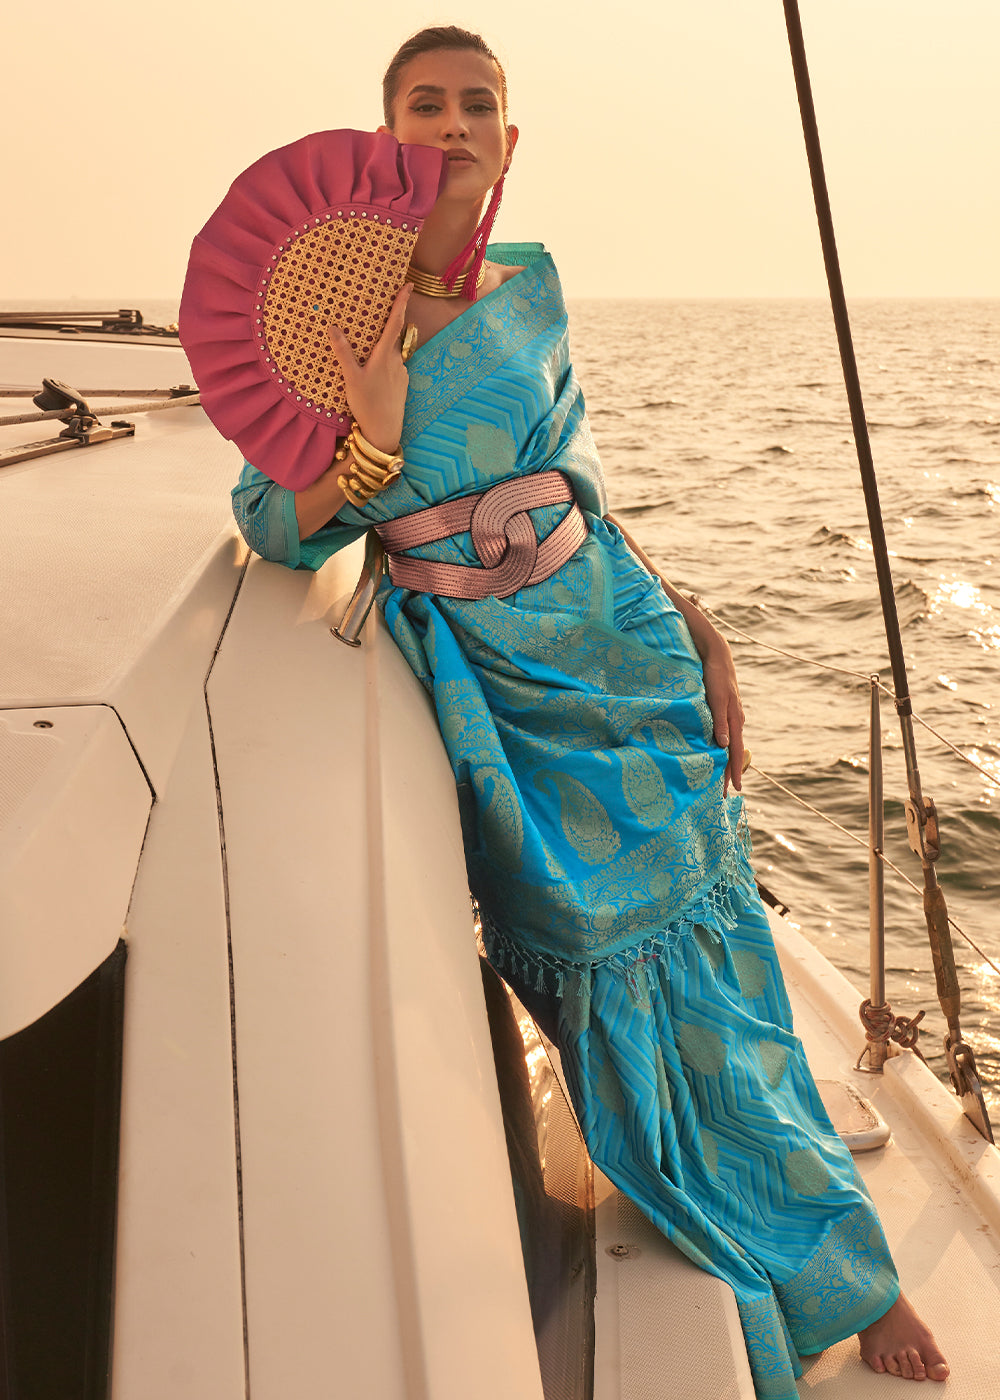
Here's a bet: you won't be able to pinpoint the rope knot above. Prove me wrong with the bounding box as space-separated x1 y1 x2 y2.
858 999 927 1063
859 999 895 1041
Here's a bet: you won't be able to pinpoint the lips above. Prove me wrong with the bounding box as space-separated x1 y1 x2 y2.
445 149 476 164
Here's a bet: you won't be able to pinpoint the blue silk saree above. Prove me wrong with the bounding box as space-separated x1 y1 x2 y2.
232 244 899 1399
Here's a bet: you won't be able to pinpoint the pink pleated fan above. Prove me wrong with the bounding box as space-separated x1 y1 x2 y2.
179 129 447 490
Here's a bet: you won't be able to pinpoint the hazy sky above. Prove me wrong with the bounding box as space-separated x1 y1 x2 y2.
4 0 998 301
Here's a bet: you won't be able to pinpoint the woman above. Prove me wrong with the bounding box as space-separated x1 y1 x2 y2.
231 26 949 1398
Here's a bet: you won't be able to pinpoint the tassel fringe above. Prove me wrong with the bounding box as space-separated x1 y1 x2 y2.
442 172 507 302
480 843 759 1003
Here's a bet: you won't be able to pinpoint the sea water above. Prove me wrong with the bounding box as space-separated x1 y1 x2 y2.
7 295 998 1114
569 296 1000 1114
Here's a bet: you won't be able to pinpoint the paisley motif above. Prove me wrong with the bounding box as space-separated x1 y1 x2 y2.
533 770 621 865
680 751 716 791
617 746 673 822
475 766 523 873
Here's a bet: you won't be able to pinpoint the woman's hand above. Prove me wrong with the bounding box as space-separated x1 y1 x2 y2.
327 282 413 454
603 512 747 795
698 631 746 795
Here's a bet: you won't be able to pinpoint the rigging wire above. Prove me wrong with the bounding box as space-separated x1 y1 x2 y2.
774 2 992 1135
704 606 1000 793
748 762 1000 981
0 386 181 399
0 393 200 427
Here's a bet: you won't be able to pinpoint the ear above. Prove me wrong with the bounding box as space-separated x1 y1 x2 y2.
505 124 520 163
377 123 393 136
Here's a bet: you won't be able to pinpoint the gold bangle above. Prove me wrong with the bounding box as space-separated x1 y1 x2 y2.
335 421 405 507
352 461 393 493
350 424 400 469
338 473 374 508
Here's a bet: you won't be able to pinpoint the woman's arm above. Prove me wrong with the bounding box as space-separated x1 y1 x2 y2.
606 512 746 795
293 463 352 542
232 461 366 569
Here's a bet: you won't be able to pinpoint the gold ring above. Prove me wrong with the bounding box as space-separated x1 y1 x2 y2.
401 323 419 363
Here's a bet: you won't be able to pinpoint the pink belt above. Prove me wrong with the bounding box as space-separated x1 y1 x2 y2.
375 471 588 599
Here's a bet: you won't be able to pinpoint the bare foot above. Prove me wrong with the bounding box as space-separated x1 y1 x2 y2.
858 1293 949 1382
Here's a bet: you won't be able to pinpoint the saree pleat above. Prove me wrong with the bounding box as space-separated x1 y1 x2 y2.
231 243 899 1399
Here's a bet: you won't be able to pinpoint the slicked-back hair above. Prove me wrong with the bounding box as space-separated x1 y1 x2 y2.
382 26 508 127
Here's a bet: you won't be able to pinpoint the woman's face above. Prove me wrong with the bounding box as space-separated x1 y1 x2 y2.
382 48 517 202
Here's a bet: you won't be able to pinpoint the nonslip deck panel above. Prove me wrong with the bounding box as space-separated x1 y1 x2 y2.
0 415 241 706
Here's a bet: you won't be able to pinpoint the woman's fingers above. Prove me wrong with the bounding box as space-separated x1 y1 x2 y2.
328 282 412 379
324 323 366 425
726 696 745 795
701 649 746 795
382 281 413 344
326 322 359 392
365 282 415 365
325 284 413 452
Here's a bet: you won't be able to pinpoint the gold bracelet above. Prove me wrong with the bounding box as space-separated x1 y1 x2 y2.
334 422 404 506
349 423 401 471
353 460 401 493
338 473 373 508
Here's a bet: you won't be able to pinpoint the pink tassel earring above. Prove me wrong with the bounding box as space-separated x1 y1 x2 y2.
441 166 508 302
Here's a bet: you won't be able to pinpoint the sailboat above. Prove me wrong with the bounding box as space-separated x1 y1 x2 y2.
2 303 1000 1399
2 6 999 1395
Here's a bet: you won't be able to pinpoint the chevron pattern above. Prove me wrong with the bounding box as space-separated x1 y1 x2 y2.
536 883 898 1400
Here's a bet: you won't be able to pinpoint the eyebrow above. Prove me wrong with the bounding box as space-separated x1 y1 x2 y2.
405 85 498 100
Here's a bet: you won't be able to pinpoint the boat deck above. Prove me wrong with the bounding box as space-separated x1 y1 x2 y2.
776 914 1000 1397
3 327 999 1399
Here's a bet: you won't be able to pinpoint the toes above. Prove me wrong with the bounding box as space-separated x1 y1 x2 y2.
884 1353 902 1377
928 1361 950 1382
865 1353 887 1375
907 1347 927 1380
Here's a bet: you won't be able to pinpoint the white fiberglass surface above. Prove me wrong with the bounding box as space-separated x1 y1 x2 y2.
207 552 542 1400
0 705 150 1037
773 914 1000 1398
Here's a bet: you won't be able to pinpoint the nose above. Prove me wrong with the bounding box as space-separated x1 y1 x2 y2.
439 101 469 141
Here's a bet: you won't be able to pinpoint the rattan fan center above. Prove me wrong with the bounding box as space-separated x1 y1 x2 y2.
261 216 417 413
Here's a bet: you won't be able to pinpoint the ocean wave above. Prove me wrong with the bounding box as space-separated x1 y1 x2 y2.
809 525 870 551
894 579 931 625
613 498 675 517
